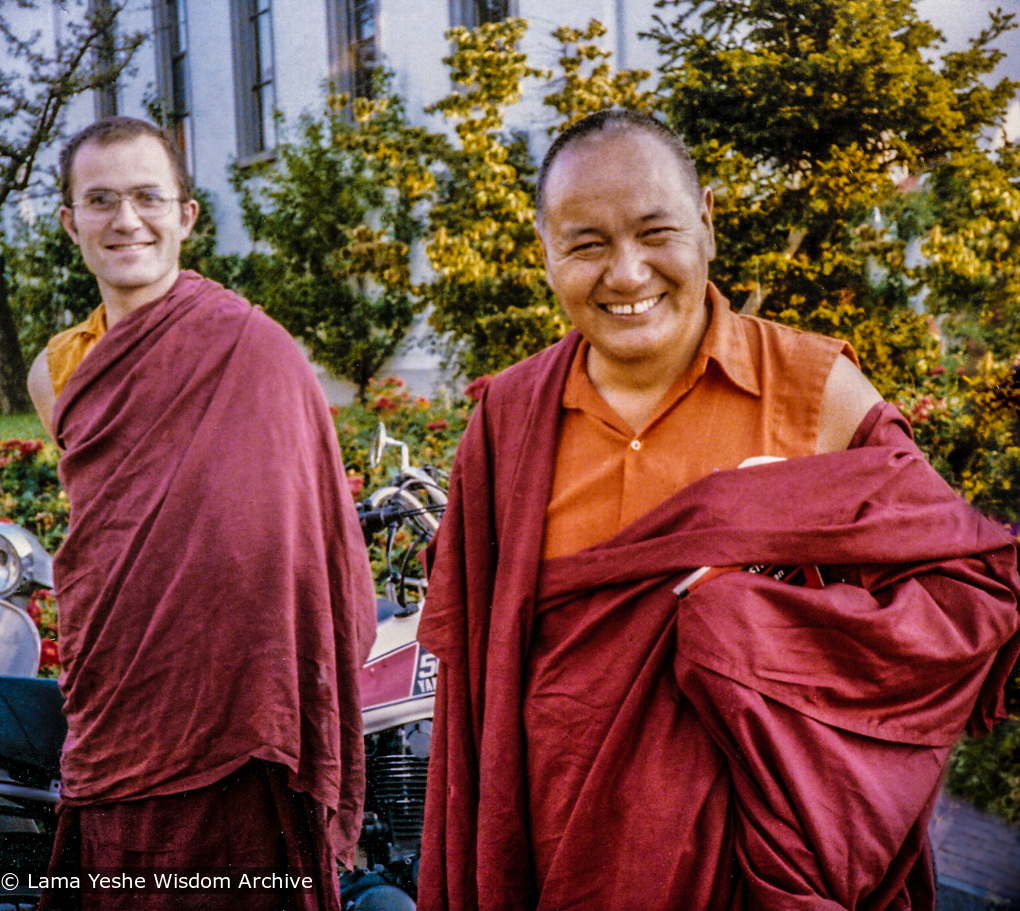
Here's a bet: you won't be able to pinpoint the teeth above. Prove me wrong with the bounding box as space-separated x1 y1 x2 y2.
605 296 659 316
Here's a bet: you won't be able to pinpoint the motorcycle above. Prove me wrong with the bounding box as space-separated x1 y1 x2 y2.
0 422 446 910
342 423 446 909
0 522 65 910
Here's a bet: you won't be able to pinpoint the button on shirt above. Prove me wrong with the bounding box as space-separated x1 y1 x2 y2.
542 284 850 559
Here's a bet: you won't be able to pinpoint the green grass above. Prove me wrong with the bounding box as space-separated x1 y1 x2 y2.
0 412 46 441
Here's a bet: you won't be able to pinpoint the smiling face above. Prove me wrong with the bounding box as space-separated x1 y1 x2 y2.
537 128 716 389
59 135 199 318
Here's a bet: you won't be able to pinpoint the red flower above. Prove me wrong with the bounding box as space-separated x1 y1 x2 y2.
39 639 60 670
18 440 43 457
372 395 398 413
347 474 364 497
927 364 946 377
464 374 492 401
26 596 42 626
427 420 449 432
329 405 340 417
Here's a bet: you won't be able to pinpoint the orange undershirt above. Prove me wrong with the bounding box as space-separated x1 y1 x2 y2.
47 305 107 397
543 285 852 559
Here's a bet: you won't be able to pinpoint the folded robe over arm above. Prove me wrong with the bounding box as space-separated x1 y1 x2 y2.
50 272 377 865
416 331 1020 911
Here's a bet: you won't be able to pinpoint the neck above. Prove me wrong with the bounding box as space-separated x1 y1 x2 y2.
586 307 710 433
100 268 181 328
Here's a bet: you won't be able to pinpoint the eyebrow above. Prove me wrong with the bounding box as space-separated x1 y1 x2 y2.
561 209 676 237
80 183 166 193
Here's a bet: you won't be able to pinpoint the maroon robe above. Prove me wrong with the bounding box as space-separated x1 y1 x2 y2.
50 272 376 865
416 330 1020 911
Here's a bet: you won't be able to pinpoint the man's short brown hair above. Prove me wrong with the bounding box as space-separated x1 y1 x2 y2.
60 116 193 207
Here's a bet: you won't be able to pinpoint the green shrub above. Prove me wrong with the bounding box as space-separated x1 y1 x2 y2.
0 439 67 552
947 721 1020 826
332 375 477 491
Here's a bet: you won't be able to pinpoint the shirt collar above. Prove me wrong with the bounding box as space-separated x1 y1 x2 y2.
563 282 761 416
700 282 760 397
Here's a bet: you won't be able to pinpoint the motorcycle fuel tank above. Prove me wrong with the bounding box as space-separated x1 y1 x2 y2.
360 600 437 736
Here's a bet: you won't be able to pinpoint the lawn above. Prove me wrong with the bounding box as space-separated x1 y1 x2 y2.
0 412 46 441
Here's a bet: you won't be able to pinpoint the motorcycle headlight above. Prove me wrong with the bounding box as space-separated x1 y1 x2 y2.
0 534 24 599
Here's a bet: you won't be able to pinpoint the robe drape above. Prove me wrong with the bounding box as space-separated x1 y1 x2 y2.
51 271 376 864
416 330 1020 911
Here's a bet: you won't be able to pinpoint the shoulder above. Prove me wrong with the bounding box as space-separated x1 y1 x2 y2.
484 331 581 409
727 309 882 452
27 349 56 442
816 353 883 453
185 275 299 359
733 309 847 368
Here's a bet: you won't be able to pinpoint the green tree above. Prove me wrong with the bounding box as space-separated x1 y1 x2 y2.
422 18 656 377
3 210 101 366
0 0 143 414
914 145 1020 361
232 78 443 399
543 20 656 132
648 0 1018 395
421 17 561 378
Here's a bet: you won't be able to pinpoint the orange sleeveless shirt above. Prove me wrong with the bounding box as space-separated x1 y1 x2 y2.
47 305 107 396
543 285 852 559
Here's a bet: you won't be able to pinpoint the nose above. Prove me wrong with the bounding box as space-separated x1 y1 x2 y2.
603 239 651 292
108 196 145 230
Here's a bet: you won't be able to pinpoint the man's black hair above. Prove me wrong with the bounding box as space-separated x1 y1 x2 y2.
536 109 701 223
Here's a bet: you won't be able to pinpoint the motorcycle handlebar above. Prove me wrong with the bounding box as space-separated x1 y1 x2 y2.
356 501 408 536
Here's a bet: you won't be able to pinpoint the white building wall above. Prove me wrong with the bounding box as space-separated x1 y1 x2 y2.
376 0 452 135
184 3 246 250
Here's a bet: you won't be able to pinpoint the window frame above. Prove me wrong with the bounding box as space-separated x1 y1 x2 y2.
152 0 190 156
448 0 516 29
327 0 377 100
231 0 277 160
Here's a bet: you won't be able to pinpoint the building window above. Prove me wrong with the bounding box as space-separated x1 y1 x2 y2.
328 0 377 100
231 0 276 157
449 0 514 28
153 0 189 156
89 0 118 117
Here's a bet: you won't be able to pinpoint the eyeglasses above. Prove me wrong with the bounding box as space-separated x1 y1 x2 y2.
71 189 180 220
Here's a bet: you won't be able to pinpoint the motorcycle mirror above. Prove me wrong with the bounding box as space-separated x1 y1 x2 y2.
0 534 25 599
0 600 41 677
0 523 53 593
369 423 388 470
369 423 410 473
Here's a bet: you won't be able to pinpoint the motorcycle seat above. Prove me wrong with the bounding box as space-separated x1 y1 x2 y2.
0 677 65 790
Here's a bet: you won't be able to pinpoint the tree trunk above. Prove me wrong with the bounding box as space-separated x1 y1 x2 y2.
0 255 32 414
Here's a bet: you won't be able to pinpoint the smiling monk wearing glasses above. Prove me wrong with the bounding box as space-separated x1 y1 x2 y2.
28 117 376 911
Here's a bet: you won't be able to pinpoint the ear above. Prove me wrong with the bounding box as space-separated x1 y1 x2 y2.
700 186 716 263
59 206 80 245
179 198 200 238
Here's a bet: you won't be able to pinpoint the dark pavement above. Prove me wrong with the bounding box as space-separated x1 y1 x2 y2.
931 789 1020 910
